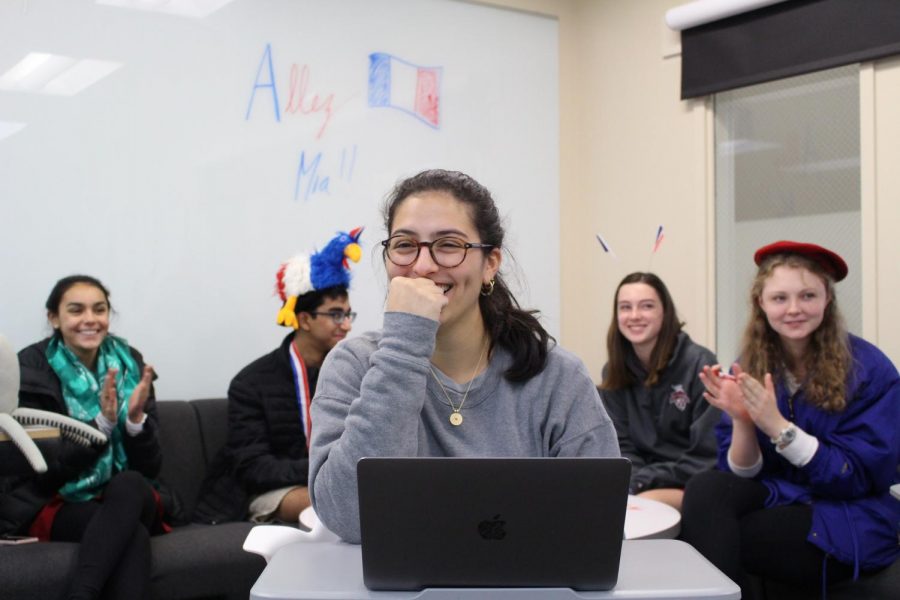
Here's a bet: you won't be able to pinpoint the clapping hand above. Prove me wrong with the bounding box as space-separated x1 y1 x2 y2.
700 364 789 438
100 365 154 425
128 366 154 424
99 368 119 422
734 371 787 438
699 364 751 423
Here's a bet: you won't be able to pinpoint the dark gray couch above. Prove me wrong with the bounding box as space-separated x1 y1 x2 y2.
0 398 265 600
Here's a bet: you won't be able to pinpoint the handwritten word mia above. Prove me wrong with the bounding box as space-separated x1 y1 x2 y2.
294 145 358 202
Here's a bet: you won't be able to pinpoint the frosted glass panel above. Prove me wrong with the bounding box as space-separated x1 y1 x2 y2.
715 66 860 364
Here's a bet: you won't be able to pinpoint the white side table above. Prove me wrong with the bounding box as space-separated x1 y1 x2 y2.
624 494 681 539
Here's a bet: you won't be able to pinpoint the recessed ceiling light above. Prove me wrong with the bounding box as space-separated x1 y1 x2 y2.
0 52 122 97
0 122 27 141
96 0 237 19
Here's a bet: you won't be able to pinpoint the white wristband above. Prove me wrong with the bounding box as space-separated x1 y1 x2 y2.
776 427 818 466
727 450 763 478
125 413 147 436
95 413 116 436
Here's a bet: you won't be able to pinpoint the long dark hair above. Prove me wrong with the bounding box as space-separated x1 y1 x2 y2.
46 274 111 315
45 274 112 338
383 169 552 382
601 272 682 389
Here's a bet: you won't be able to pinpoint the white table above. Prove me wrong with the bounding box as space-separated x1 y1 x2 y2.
250 539 739 599
624 495 681 540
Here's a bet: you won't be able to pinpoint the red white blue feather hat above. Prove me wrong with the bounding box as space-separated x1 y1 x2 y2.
275 227 363 329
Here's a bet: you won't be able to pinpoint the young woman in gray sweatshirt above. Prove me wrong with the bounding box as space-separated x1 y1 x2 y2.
308 169 620 543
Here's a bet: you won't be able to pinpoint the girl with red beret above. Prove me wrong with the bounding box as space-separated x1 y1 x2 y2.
681 241 899 598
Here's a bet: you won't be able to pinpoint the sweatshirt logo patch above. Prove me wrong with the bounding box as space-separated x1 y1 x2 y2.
669 384 689 411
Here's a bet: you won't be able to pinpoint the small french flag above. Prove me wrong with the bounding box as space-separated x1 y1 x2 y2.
368 52 441 128
653 225 665 253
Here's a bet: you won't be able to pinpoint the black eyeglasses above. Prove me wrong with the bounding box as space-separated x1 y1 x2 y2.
309 310 357 324
381 236 494 268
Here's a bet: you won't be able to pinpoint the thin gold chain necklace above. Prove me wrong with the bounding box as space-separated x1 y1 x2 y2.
429 340 488 427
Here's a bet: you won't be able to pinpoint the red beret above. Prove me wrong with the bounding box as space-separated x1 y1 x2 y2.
753 241 848 282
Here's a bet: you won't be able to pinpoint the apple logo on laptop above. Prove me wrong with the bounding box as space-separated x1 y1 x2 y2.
477 514 506 540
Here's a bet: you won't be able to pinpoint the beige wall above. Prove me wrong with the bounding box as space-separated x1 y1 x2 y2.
871 57 900 363
485 0 710 381
483 0 900 378
562 0 711 381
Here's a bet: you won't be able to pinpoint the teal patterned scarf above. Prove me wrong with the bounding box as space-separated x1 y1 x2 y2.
45 335 140 502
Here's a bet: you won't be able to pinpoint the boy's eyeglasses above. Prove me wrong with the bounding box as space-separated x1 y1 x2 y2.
310 310 357 324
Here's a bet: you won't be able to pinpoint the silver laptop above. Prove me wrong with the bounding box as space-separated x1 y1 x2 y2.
357 457 631 591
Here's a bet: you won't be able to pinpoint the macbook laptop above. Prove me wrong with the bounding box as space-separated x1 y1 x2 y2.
357 457 631 591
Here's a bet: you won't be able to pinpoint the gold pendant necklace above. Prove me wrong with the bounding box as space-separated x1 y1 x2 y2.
429 340 488 427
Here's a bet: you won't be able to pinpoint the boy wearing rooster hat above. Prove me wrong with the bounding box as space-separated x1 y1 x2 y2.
195 228 362 524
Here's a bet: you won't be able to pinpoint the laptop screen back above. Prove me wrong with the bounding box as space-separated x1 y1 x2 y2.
357 457 630 591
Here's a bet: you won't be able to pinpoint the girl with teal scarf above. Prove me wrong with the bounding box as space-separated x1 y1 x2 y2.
11 275 164 600
46 333 144 502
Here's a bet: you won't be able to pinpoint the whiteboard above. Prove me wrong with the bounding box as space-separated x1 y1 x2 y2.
0 0 559 399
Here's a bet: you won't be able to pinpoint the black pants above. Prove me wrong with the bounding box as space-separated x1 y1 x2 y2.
51 471 159 600
681 469 853 599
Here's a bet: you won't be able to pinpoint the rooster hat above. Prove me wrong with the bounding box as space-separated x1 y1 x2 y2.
275 227 363 329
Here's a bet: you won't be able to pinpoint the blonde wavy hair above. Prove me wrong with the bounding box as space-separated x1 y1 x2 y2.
739 254 851 412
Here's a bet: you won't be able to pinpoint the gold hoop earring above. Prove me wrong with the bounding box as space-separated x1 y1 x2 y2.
480 279 495 296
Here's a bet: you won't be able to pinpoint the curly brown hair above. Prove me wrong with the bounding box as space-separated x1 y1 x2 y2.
740 254 851 412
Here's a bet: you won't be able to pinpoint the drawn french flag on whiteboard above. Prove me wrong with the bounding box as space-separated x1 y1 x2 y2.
368 53 441 128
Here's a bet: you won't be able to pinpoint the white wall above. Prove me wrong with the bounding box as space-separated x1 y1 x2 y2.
0 0 560 398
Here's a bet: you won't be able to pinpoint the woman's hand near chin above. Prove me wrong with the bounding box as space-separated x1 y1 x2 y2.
386 277 448 322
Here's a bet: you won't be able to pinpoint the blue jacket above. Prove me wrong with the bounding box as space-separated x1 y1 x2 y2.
716 335 900 571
